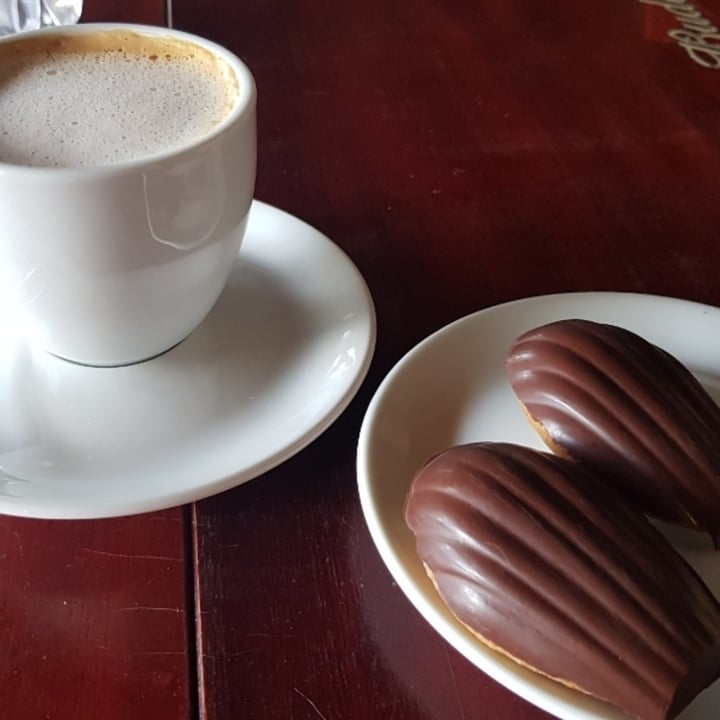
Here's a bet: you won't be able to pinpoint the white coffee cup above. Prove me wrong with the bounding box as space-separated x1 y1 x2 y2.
0 23 257 366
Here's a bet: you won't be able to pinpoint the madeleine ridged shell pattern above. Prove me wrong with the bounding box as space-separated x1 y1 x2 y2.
507 319 720 544
404 443 720 720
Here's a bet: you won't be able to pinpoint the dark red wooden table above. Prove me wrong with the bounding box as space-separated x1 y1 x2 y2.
4 1 720 718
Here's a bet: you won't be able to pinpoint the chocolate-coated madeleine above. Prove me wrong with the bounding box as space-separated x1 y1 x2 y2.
405 442 720 720
507 319 720 544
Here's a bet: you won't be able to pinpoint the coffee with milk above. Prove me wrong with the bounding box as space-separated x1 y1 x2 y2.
0 29 239 168
0 24 256 366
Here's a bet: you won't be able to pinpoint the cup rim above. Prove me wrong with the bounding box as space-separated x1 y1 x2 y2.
0 22 257 175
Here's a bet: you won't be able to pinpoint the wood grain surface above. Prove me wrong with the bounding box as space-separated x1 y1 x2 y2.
5 0 720 719
81 0 166 25
172 0 720 719
1 512 191 720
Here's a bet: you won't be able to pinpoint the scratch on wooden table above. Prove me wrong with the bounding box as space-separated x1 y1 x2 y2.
223 648 265 659
81 548 182 562
133 650 186 657
294 687 330 720
114 606 182 613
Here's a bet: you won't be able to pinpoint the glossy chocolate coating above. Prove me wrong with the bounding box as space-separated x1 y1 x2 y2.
405 443 720 720
507 319 720 544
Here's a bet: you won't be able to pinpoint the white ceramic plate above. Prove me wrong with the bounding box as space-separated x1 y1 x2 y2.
0 201 375 518
357 292 720 720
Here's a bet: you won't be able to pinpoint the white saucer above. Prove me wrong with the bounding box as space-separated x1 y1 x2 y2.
357 292 720 720
0 201 376 519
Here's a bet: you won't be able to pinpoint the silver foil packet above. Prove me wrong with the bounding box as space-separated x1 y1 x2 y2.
0 0 82 37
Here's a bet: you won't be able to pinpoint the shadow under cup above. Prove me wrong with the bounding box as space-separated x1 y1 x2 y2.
0 23 257 367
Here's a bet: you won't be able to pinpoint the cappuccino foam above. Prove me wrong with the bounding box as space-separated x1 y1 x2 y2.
0 30 238 168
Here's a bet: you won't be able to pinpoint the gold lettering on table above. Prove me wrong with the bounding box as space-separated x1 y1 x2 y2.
640 0 720 67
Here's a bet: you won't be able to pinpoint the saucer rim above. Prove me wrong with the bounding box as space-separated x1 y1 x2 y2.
0 200 376 519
